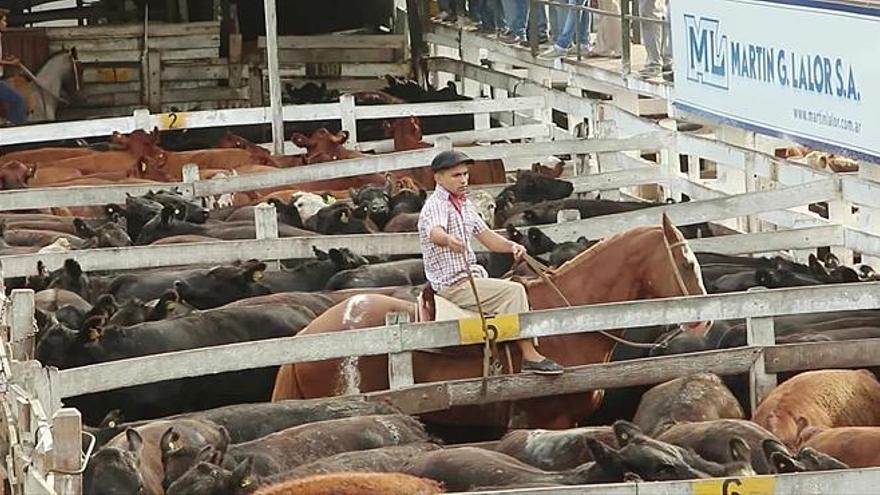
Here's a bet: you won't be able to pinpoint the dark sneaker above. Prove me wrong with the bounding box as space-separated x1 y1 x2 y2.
523 358 564 375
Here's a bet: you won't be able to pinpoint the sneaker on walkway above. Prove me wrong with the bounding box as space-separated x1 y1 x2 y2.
502 35 526 45
523 358 564 375
538 45 569 59
638 65 663 78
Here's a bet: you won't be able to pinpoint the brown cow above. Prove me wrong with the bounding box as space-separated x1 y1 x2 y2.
2 146 96 164
291 128 366 163
633 373 744 437
216 132 305 168
801 426 880 468
255 472 445 495
752 369 880 449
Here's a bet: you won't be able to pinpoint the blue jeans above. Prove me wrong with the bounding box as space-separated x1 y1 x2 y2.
0 80 26 124
507 0 547 38
478 0 505 30
554 0 591 49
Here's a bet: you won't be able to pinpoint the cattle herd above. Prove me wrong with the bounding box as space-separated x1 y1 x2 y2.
1 79 880 494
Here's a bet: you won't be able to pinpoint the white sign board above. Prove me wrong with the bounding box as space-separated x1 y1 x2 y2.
670 0 880 162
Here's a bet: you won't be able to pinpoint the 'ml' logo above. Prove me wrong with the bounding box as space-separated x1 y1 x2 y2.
684 15 728 89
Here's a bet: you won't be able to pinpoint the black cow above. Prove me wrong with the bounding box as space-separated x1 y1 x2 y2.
325 258 426 290
135 206 311 244
499 169 574 203
304 203 379 235
261 247 369 292
350 179 394 229
389 187 426 217
108 259 271 309
46 305 312 424
74 215 132 248
144 189 209 224
167 415 433 492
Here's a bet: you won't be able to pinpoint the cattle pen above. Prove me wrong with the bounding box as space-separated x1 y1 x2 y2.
2 0 880 493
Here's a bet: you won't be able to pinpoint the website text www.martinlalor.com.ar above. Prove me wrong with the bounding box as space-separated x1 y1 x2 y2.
793 107 863 135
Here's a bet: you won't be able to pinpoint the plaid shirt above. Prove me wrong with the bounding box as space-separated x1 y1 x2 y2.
418 185 490 292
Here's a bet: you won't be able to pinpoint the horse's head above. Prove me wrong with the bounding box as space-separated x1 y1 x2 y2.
52 47 83 102
644 213 711 335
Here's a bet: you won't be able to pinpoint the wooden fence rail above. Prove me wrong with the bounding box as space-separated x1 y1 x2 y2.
51 281 880 399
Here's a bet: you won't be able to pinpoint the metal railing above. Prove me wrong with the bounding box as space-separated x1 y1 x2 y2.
526 0 666 75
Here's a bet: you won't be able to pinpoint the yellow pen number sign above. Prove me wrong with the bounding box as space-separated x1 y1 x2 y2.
693 477 776 495
158 112 187 130
458 314 520 345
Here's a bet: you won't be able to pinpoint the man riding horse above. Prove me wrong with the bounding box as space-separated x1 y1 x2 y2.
0 8 26 124
418 150 564 375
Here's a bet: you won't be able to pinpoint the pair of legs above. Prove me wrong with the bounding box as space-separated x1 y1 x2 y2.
0 80 26 124
501 0 547 40
639 0 672 75
439 277 563 373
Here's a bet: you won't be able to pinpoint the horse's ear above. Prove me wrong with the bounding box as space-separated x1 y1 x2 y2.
661 212 677 240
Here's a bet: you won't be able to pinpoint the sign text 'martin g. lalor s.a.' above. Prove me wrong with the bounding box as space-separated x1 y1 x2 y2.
671 0 880 161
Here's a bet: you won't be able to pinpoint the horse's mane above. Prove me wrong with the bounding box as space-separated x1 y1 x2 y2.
549 224 661 278
39 49 72 69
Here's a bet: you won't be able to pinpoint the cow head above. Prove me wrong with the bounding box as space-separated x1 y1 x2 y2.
0 161 36 190
350 178 394 227
83 429 147 495
145 189 209 224
161 426 231 491
313 246 369 271
173 260 271 309
513 169 574 202
166 456 255 495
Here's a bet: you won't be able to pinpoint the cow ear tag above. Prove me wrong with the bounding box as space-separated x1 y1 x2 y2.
340 211 349 223
252 270 264 282
240 477 253 488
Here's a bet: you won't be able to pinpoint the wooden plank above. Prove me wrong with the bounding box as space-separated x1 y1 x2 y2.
45 21 220 40
49 34 220 52
259 34 406 49
73 48 218 64
82 67 140 84
52 409 82 495
0 182 191 212
354 96 546 120
472 467 880 494
766 339 880 374
10 290 36 362
162 86 249 103
277 48 396 64
540 178 840 243
687 225 845 256
147 50 162 113
278 63 409 78
53 283 880 398
372 348 760 415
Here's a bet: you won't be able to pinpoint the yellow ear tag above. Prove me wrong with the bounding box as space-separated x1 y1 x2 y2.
139 162 147 172
88 328 101 341
340 211 349 223
325 195 337 205
252 270 264 281
167 441 177 451
108 421 116 428
240 477 253 488
165 301 176 312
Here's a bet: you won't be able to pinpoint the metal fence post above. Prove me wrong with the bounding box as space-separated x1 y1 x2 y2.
528 0 539 57
386 312 414 390
340 93 359 148
254 202 280 270
53 408 83 495
746 287 777 414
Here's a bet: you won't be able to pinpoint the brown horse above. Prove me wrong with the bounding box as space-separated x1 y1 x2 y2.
272 214 711 429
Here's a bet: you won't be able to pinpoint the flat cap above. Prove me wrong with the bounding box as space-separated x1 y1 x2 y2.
431 150 473 172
